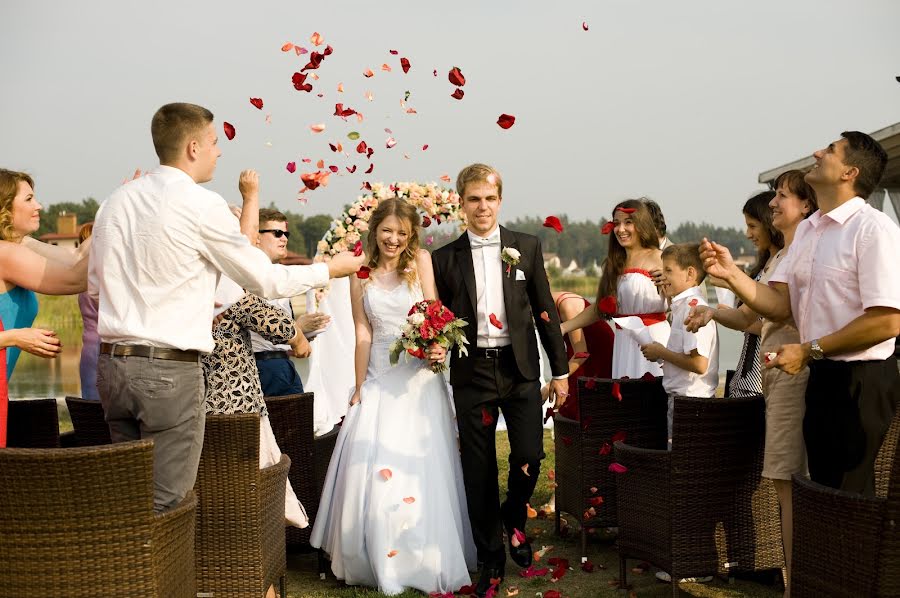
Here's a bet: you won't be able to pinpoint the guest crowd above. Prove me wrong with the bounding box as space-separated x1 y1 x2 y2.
1 101 898 598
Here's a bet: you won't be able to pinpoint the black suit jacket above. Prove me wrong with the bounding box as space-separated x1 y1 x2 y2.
431 226 569 386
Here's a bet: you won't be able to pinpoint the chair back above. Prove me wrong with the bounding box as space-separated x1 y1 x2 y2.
6 398 60 448
264 392 315 546
65 396 112 446
0 441 157 596
877 407 900 594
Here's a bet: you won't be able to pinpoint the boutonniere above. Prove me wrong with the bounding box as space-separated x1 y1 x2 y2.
501 247 521 277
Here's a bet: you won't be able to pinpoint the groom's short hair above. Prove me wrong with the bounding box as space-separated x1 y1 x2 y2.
456 163 503 198
151 102 214 164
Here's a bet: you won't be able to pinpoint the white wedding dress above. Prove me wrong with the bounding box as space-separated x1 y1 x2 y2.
310 279 476 596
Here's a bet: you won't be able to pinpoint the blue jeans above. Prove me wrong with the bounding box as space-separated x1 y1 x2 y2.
256 357 304 397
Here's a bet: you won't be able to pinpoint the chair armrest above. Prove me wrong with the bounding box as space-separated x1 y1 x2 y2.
153 491 197 598
59 431 78 448
259 454 290 590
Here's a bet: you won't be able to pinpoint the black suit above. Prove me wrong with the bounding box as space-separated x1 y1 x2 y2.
432 226 568 568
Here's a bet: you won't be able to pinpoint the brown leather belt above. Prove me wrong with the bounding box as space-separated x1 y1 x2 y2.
100 343 200 363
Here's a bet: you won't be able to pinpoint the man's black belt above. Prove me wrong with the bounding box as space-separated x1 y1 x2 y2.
472 345 513 359
100 343 199 363
254 350 290 361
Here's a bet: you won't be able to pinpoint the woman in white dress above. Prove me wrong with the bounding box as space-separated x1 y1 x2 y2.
311 198 476 596
563 199 670 378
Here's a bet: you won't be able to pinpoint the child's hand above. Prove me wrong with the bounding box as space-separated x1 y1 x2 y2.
640 342 665 362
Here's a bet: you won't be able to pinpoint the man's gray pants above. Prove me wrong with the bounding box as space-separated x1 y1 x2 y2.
97 353 206 512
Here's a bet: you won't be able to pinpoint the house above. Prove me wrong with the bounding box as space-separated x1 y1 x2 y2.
38 212 84 251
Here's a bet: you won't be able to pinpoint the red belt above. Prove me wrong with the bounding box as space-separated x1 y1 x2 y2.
613 312 667 328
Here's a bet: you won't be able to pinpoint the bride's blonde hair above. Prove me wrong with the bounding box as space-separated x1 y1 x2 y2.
365 197 420 286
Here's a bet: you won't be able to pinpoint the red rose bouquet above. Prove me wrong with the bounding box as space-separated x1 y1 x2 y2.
389 299 469 373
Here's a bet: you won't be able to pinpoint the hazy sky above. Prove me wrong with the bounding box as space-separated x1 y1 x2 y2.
2 0 899 230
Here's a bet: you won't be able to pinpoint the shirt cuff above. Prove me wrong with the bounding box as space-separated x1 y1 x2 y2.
310 262 330 288
552 374 569 380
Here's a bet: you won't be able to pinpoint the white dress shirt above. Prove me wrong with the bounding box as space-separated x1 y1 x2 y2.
663 286 718 398
769 197 900 362
89 165 329 353
468 227 510 348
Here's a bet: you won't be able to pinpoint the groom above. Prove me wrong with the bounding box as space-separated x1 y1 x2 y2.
432 163 569 596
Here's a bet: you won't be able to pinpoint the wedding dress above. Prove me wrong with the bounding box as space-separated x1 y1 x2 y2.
310 278 476 595
612 269 671 378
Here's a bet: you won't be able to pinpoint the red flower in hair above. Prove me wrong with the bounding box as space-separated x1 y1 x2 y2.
615 206 636 214
600 221 614 235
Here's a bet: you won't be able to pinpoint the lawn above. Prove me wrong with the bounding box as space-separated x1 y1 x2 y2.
283 431 783 598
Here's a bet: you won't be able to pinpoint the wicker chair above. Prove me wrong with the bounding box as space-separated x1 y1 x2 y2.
194 413 290 598
615 395 783 596
554 376 668 558
264 392 339 549
0 440 196 598
791 408 900 597
65 396 112 446
6 398 60 448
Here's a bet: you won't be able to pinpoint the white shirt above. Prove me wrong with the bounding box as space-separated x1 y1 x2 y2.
467 227 510 348
769 197 900 362
89 165 329 353
250 297 293 353
663 286 718 398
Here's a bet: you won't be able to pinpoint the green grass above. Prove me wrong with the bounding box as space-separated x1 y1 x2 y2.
550 276 598 298
284 431 782 598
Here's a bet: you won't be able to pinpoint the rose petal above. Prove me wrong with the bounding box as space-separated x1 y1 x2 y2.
599 442 611 456
489 313 503 329
600 221 615 234
316 159 324 169
356 140 368 154
385 137 397 149
379 467 392 480
590 486 597 493
612 381 622 401
585 378 597 390
582 21 589 31
589 496 604 506
364 163 374 174
543 215 563 233
543 407 554 424
286 161 296 174
422 144 429 151
381 63 392 72
450 88 464 100
400 57 411 73
363 68 375 78
598 295 617 315
402 496 415 504
526 504 538 518
497 114 516 129
440 174 451 183
448 66 466 86
482 407 494 427
365 90 374 101
616 206 636 214
581 560 595 573
513 528 526 546
386 549 398 558
352 241 363 257
609 462 628 474
422 215 431 227
223 122 235 140
249 97 263 110
292 72 313 92
295 46 308 55
310 31 323 46
281 42 294 52
540 311 551 322
346 165 357 174
336 82 344 93
309 123 325 133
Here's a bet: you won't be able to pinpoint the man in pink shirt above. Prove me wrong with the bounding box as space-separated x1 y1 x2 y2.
699 131 900 495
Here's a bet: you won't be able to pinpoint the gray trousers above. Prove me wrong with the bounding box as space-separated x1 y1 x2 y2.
97 352 206 512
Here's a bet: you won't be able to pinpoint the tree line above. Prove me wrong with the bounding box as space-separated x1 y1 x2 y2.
37 199 754 264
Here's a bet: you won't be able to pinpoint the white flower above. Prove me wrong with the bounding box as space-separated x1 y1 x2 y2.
407 312 425 325
503 247 521 261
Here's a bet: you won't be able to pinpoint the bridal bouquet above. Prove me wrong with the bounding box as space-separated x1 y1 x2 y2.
389 299 468 373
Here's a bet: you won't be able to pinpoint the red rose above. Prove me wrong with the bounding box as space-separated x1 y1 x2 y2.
407 347 426 359
598 295 617 316
419 322 435 340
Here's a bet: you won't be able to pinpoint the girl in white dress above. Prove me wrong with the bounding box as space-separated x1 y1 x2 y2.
310 198 476 596
562 199 670 378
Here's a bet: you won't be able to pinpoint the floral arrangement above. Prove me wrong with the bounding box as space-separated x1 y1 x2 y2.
501 247 520 277
314 182 464 260
389 299 469 373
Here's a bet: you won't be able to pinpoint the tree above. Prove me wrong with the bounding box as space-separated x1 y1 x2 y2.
296 214 333 257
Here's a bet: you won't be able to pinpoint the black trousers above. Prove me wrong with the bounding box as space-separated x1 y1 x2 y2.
804 357 899 496
452 350 545 568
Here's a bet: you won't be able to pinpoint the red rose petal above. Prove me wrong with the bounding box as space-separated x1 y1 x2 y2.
689 298 699 307
389 49 399 55
600 221 615 235
292 72 313 92
440 174 452 183
328 165 338 173
356 266 371 279
286 161 296 174
581 560 595 573
223 122 235 140
641 372 656 382
589 496 604 506
543 407 554 424
451 88 464 100
599 442 611 456
540 311 551 322
385 136 397 149
543 215 563 233
609 463 628 474
448 66 466 86
598 295 617 315
582 21 589 31
249 97 263 110
612 381 622 401
544 591 561 598
611 430 626 443
356 140 368 154
482 407 494 427
346 165 357 174
379 467 392 480
489 313 503 329
364 163 374 174
422 144 429 151
400 57 411 73
352 241 363 257
497 114 516 129
281 42 294 52
421 216 431 228
616 206 636 214
402 496 416 504
513 528 526 544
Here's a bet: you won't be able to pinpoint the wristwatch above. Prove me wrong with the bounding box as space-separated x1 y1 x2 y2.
809 339 825 360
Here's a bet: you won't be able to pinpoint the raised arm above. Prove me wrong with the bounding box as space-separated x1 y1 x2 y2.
237 170 260 245
0 241 87 295
348 275 373 406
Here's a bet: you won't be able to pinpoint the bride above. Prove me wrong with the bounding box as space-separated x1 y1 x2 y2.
310 197 476 595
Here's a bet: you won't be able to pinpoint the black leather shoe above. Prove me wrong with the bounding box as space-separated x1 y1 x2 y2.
508 538 533 568
474 566 504 598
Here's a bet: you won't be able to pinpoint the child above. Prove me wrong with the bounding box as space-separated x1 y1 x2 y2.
640 243 719 446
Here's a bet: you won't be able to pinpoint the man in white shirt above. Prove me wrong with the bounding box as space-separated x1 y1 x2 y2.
89 102 363 511
700 131 900 495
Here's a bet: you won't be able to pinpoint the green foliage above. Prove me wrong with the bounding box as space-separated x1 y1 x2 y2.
36 198 100 238
669 221 753 258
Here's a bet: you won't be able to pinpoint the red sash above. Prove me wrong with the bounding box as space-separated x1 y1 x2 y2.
613 312 667 328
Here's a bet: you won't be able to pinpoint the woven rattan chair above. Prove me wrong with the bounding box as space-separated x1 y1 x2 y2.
615 394 783 596
65 396 112 446
194 413 290 598
264 392 339 550
0 440 196 598
554 376 668 558
6 398 60 448
791 408 900 597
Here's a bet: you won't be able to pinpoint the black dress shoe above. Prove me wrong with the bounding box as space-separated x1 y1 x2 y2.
508 538 533 568
474 566 504 598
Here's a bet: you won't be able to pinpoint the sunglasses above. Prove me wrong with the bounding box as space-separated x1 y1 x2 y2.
259 229 291 239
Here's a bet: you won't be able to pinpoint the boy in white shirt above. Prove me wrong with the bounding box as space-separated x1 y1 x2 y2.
641 242 719 446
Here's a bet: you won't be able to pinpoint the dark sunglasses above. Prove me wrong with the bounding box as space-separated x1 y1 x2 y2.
259 229 290 239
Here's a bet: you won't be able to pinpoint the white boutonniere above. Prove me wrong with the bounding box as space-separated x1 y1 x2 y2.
501 247 521 277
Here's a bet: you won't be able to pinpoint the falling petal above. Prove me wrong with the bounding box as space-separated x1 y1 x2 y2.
386 549 398 558
433 69 438 77
589 496 604 506
365 90 374 101
389 49 399 55
526 504 538 518
379 467 392 480
223 122 235 140
356 266 371 279
450 88 464 100
301 158 311 163
337 82 344 93
346 165 357 173
489 313 503 329
612 381 622 401
406 107 417 114
249 97 263 110
385 137 397 149
356 140 368 153
286 162 296 174
422 216 431 227
448 66 466 86
281 42 294 52
520 463 530 477
481 407 494 427
295 45 308 55
265 114 272 125
292 72 313 92
352 241 363 256
310 31 324 46
316 159 324 168
609 463 628 474
543 216 563 233
363 68 375 78
600 221 615 235
310 123 325 133
403 153 411 160
400 57 411 73
599 442 611 456
381 63 392 72
611 430 626 443
328 165 339 173
497 114 516 129
582 21 589 31
365 163 374 174
422 144 429 151
540 311 551 322
440 174 452 183
402 496 416 504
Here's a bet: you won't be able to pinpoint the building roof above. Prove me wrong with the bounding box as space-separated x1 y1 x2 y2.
38 232 80 242
281 250 313 266
758 122 900 189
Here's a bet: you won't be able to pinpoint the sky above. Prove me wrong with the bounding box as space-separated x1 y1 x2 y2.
2 0 899 230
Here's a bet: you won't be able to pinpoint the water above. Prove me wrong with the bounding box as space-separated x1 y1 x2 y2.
8 320 745 400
